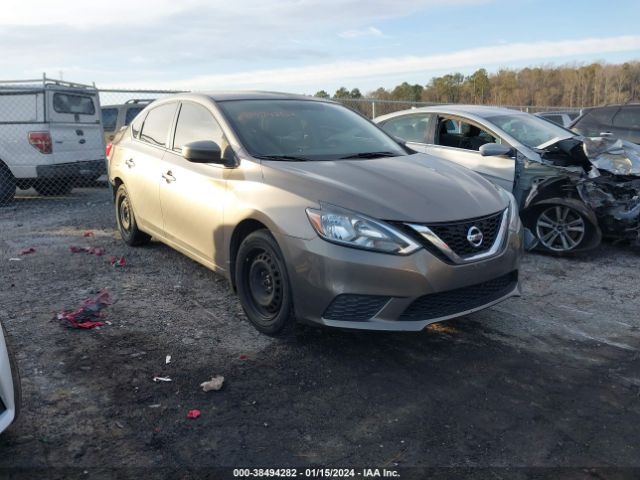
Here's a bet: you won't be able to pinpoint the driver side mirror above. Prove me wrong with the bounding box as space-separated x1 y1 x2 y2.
182 140 223 164
479 143 512 157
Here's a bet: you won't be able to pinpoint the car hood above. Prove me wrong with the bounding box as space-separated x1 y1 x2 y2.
260 153 507 223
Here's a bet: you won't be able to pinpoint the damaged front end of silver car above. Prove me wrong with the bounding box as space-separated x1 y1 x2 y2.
520 136 640 250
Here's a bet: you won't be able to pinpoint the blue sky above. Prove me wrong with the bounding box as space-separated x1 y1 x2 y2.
1 0 638 94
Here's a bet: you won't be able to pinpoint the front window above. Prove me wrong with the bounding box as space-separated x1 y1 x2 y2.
488 113 575 148
217 99 407 160
380 113 432 144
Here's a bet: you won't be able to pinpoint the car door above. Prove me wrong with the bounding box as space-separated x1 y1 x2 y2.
158 101 227 267
422 115 516 192
123 102 178 236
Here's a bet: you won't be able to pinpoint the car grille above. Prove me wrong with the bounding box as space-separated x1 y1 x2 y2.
323 294 390 321
399 271 518 321
426 210 505 257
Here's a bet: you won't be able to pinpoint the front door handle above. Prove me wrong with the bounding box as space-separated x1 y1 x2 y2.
162 171 176 183
125 158 135 168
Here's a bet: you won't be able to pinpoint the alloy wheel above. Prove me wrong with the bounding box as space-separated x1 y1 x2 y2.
535 205 585 252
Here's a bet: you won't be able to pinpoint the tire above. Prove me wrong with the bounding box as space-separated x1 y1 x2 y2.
1 322 21 425
0 164 16 206
532 204 593 253
235 230 295 336
115 184 151 246
34 180 72 196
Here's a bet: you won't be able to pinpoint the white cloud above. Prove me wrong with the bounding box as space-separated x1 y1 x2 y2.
110 35 640 91
339 27 383 39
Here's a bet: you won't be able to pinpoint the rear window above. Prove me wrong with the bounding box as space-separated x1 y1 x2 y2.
101 108 118 131
53 93 96 115
124 107 144 126
613 106 640 128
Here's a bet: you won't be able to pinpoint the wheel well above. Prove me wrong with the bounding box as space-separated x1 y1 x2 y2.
229 219 268 290
112 177 123 200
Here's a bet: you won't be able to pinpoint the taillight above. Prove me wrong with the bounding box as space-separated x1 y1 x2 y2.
106 142 113 159
28 131 52 154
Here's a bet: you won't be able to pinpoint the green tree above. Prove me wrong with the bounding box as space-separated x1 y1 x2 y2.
314 90 330 99
333 87 351 99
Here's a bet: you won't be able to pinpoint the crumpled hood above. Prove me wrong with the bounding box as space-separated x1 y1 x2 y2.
260 153 507 223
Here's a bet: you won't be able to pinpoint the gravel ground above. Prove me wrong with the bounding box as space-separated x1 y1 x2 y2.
0 188 639 478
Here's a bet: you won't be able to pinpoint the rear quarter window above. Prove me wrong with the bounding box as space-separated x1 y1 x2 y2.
101 108 118 131
53 93 96 115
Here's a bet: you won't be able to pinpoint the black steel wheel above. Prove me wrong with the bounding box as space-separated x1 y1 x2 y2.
236 230 295 336
115 184 151 246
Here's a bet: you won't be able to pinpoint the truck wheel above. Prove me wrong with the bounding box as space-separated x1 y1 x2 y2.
115 184 151 246
34 180 72 196
0 164 16 205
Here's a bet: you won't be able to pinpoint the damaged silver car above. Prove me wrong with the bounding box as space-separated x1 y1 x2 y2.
375 105 640 253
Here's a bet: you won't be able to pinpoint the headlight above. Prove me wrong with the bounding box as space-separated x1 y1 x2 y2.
306 203 421 255
497 187 521 231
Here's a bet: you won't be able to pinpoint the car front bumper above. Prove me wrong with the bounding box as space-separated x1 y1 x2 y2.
274 227 522 331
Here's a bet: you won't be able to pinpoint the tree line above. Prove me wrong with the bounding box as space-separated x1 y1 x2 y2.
314 62 640 108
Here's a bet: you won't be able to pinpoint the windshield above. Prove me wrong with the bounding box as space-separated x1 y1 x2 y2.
217 99 407 160
488 113 576 149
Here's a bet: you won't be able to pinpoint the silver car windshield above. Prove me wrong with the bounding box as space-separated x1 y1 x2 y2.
217 99 407 161
488 113 575 149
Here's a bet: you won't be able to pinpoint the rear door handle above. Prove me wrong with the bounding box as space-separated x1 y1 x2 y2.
125 158 135 168
162 171 176 183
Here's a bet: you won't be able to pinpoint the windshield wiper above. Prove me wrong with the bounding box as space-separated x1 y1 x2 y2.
253 154 309 162
340 151 399 159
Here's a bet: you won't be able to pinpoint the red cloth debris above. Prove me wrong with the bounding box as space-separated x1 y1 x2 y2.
187 409 201 419
239 354 248 360
70 246 105 256
20 247 36 255
83 231 95 237
55 290 112 329
109 256 126 267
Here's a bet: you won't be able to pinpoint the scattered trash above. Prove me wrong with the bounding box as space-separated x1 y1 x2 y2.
115 421 124 429
54 290 112 329
83 231 95 237
200 375 225 392
187 409 201 419
165 355 171 365
20 247 36 255
153 376 172 383
70 246 106 256
9 258 21 262
108 256 126 267
149 404 161 409
239 354 248 360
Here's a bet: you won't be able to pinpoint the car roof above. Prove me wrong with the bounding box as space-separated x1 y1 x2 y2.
375 104 527 122
194 91 333 102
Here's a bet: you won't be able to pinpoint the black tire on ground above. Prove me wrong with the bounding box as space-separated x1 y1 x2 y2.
235 229 296 336
115 184 151 246
531 204 596 254
0 164 16 206
34 180 72 196
1 322 21 425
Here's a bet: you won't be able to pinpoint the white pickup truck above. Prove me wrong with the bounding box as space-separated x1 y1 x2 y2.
0 77 106 204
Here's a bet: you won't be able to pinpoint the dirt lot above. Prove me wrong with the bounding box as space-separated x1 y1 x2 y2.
0 188 639 478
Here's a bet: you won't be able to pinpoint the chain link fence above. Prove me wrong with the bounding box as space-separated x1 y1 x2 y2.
0 78 583 206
